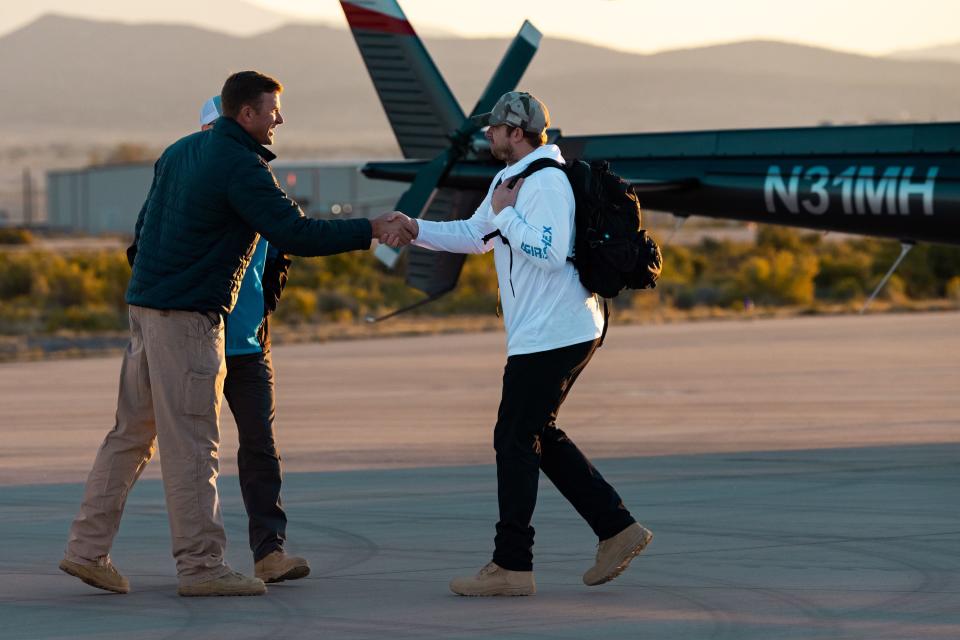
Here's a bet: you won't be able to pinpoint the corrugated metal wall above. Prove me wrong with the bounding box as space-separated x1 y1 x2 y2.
46 162 405 235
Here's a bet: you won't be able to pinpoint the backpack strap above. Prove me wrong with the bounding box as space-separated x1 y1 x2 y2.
505 158 564 188
599 298 609 348
482 159 564 298
493 158 564 191
482 229 515 297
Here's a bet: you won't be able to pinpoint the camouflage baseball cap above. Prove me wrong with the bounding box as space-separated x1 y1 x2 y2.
472 91 550 136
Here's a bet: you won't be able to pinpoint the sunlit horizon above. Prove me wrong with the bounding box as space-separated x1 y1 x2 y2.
2 1 960 58
247 0 960 57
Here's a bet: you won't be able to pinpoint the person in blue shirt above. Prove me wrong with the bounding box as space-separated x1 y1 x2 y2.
200 96 307 584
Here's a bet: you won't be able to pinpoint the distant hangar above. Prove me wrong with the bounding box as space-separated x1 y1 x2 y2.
46 160 405 235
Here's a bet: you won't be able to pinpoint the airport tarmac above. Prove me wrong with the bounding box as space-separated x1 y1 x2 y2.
0 312 958 639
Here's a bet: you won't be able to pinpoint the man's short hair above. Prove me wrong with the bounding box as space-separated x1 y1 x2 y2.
508 126 545 149
221 71 283 118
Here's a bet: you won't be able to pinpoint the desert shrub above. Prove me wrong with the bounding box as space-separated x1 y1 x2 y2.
316 290 357 317
736 250 818 305
1 230 958 336
879 274 909 303
673 284 727 309
756 226 820 253
826 276 864 302
0 300 40 335
815 244 872 300
946 276 960 302
88 143 156 166
45 258 105 307
431 253 499 314
273 287 317 324
0 254 33 298
0 228 33 245
45 304 125 332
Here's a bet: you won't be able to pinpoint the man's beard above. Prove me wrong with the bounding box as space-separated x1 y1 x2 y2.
491 142 515 164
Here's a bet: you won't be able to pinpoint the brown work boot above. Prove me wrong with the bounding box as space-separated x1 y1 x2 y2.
177 570 266 597
254 550 310 584
583 522 654 586
59 556 130 594
449 561 536 596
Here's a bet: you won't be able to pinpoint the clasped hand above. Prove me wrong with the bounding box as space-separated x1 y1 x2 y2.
371 211 419 248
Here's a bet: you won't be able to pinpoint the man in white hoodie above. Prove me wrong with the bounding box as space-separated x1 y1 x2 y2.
390 92 653 596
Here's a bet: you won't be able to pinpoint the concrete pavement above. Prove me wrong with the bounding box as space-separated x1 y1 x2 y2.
0 312 958 638
1 446 958 639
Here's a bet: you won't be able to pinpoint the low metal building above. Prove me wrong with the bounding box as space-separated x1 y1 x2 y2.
46 160 405 235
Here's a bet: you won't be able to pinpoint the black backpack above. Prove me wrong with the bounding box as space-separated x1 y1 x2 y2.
505 158 662 298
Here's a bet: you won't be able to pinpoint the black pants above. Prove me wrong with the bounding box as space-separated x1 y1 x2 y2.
493 339 635 571
223 350 287 562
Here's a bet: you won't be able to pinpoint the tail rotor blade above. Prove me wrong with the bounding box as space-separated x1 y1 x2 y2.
340 0 465 159
467 21 542 121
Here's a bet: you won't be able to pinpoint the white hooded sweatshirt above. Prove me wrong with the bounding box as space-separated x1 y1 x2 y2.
412 144 603 356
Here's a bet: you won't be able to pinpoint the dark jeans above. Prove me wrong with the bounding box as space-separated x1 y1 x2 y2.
223 350 287 562
493 339 636 571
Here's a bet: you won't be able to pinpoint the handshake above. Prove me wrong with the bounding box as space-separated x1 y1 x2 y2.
371 212 419 248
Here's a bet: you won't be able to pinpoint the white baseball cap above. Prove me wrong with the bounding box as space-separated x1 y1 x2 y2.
199 95 222 126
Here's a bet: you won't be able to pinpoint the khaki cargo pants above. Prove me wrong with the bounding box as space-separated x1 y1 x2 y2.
65 305 232 585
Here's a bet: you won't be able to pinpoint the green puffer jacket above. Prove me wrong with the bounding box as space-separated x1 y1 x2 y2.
126 116 372 315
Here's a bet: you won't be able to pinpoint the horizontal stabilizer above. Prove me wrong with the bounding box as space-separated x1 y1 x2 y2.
629 178 700 193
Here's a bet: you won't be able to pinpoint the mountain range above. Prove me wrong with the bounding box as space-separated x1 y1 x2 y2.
890 42 960 64
0 0 293 38
4 14 960 154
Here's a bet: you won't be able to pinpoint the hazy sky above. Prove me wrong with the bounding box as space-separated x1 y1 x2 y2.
250 0 960 56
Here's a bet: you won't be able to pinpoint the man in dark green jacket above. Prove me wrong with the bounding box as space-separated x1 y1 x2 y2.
60 71 412 598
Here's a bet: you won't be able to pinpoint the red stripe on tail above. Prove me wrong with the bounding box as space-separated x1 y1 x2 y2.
341 2 415 36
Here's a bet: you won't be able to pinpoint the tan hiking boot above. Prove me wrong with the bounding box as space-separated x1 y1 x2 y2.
59 556 130 594
583 522 653 586
254 550 310 584
449 561 536 596
177 570 266 597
